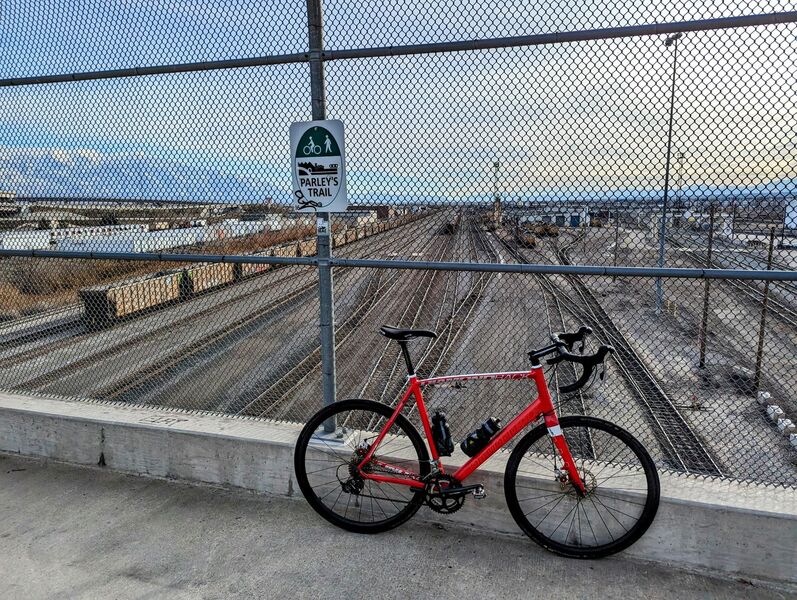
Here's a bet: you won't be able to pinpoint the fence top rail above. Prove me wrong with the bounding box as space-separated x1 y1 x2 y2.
4 248 797 281
1 11 795 87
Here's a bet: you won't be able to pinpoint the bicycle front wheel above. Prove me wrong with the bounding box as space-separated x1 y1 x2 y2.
504 416 660 558
294 399 430 534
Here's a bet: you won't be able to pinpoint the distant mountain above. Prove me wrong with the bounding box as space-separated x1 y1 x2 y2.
2 146 793 207
0 146 289 204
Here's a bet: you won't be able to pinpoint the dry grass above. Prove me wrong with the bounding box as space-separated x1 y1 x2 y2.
0 224 322 319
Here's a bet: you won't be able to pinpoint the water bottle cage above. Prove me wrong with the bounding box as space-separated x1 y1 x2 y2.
431 412 455 457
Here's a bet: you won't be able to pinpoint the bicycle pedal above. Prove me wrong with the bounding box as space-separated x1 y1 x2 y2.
472 485 486 499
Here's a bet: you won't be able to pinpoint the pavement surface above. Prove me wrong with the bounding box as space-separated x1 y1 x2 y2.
0 453 792 600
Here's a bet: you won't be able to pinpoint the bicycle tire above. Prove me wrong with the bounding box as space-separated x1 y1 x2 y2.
294 399 430 534
504 415 659 558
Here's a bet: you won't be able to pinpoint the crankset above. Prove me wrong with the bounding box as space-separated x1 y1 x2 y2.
424 475 486 514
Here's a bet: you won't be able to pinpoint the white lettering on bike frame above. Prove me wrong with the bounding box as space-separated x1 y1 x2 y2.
419 369 540 386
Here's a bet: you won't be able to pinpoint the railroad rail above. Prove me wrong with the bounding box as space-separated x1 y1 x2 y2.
415 218 497 384
670 236 797 329
3 216 440 397
0 268 312 372
495 229 722 476
0 303 84 351
235 225 453 418
94 218 444 406
93 277 324 401
355 225 463 406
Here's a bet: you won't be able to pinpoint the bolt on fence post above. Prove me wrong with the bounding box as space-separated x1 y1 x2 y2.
698 203 715 367
754 227 776 391
307 0 336 432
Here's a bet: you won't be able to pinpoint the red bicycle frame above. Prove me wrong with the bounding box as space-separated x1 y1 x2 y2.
357 366 586 493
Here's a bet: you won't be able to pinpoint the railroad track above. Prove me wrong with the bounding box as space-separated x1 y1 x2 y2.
92 218 447 405
0 267 314 373
352 216 496 432
0 214 439 365
19 272 320 393
357 216 497 413
669 237 797 329
5 217 440 387
356 232 461 405
0 304 84 351
238 229 453 419
494 229 722 476
418 219 497 378
492 229 590 418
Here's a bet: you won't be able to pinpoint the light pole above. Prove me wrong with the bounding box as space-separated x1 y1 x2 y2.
493 160 500 202
655 32 682 315
675 150 685 210
493 160 501 226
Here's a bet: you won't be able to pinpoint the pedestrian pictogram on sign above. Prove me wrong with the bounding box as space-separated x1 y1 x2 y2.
291 120 348 212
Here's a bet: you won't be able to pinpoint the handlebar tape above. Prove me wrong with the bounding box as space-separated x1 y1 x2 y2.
548 345 614 393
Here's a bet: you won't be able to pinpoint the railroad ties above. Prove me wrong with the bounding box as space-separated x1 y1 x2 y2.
495 230 723 477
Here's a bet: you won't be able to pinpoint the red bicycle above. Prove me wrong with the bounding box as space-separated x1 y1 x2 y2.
295 325 660 558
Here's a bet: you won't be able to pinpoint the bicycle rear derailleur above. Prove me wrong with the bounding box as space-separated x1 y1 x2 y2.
424 475 486 514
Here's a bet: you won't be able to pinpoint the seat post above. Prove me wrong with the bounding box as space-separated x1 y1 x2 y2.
398 341 415 376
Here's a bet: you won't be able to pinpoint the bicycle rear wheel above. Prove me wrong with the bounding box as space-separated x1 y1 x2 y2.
294 399 430 533
504 416 659 558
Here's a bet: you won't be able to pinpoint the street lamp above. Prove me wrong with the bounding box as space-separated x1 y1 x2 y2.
655 32 682 315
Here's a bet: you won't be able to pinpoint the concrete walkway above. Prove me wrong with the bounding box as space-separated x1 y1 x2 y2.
0 454 791 600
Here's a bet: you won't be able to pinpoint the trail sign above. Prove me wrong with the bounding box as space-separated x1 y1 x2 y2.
291 120 348 212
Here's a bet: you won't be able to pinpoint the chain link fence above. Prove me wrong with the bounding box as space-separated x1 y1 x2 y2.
0 2 796 488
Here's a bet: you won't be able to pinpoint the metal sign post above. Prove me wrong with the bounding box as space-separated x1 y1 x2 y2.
304 0 339 432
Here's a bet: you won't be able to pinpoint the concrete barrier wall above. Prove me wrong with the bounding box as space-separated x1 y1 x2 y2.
1 391 795 588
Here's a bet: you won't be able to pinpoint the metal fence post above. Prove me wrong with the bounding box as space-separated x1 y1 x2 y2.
307 0 336 431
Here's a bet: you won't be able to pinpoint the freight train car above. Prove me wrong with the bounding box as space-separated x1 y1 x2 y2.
272 242 299 258
80 269 183 329
190 262 236 293
239 249 273 278
79 211 431 328
298 238 317 257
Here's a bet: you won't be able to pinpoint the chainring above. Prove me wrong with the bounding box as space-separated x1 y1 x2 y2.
424 474 466 514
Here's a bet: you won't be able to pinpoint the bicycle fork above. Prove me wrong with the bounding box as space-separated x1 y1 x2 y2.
544 412 587 496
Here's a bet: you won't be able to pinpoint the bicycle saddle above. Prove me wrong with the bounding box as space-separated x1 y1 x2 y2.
379 325 437 341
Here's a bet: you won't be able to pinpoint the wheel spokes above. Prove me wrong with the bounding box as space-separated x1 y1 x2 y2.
301 407 423 525
513 424 652 550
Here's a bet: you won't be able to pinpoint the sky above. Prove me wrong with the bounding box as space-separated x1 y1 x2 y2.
0 0 795 204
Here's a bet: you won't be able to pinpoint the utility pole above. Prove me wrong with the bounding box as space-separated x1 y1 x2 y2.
613 205 620 280
754 228 776 391
493 160 502 227
698 203 715 367
656 32 682 315
307 0 337 431
493 160 500 202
